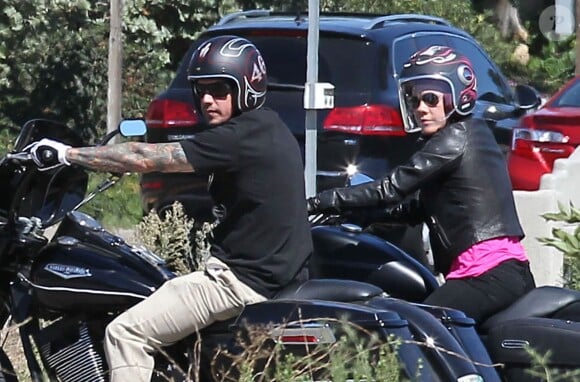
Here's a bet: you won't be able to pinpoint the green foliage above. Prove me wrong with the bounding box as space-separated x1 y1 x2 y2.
79 173 144 228
135 201 202 275
0 0 225 143
0 1 110 139
524 344 580 381
510 37 576 94
539 202 580 290
0 127 16 157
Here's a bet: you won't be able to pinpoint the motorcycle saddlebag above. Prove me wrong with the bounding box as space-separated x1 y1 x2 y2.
484 317 580 378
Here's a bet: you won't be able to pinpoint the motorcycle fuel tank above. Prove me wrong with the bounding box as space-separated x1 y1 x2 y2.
30 233 174 313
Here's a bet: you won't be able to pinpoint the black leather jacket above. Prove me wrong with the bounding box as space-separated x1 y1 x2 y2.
313 118 524 275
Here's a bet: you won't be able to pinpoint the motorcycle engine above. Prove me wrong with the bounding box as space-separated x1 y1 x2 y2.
36 316 109 382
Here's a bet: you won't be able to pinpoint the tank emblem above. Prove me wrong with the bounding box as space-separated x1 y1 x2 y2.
44 263 92 279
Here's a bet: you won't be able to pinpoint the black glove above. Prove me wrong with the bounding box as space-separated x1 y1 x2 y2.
306 190 341 215
306 196 320 214
382 204 406 221
380 199 425 226
24 138 72 171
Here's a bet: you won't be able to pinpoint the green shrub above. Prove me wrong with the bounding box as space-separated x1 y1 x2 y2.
0 128 16 157
524 344 580 381
539 202 580 290
508 37 576 94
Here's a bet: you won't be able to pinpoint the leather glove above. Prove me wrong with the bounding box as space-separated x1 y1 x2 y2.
306 191 341 215
25 138 71 171
382 204 406 221
380 199 425 226
306 196 320 214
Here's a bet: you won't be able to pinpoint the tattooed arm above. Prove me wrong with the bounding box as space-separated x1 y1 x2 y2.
66 142 194 174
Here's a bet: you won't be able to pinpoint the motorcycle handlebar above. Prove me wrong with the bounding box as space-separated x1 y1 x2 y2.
308 207 407 229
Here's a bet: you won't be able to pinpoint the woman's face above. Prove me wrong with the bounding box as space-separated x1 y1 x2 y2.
409 87 448 136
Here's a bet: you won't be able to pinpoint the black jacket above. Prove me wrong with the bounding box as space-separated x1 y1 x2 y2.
313 118 524 275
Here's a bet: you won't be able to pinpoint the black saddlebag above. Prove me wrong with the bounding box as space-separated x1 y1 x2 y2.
484 317 580 380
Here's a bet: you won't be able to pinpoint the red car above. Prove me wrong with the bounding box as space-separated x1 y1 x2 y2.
508 76 580 190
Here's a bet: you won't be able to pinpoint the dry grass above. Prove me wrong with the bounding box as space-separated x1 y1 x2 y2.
2 321 29 380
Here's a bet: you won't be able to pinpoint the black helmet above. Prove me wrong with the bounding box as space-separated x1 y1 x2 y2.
187 35 267 112
398 45 477 133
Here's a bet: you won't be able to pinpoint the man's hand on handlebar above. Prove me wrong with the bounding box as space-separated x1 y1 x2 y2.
306 196 320 215
24 138 71 171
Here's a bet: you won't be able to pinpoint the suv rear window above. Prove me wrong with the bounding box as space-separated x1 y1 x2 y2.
172 33 375 94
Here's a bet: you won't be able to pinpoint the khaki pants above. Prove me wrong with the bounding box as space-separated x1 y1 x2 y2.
104 256 267 381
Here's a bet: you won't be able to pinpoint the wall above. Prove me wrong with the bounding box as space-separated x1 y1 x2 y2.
514 146 580 286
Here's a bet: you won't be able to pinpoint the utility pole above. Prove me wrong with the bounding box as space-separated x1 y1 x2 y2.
304 1 320 198
304 1 334 197
107 0 123 137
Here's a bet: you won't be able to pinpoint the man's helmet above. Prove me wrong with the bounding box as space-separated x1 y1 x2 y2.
187 35 267 112
398 45 477 133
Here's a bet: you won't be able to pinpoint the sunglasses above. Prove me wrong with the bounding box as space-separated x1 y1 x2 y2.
406 92 440 110
193 81 232 99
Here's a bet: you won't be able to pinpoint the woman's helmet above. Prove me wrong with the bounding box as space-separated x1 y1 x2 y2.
187 35 267 112
398 45 477 133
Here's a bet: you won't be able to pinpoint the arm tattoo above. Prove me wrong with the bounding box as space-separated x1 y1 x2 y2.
67 142 194 174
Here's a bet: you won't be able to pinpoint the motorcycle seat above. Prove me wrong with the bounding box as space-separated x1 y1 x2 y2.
202 279 383 334
274 278 384 302
480 286 580 332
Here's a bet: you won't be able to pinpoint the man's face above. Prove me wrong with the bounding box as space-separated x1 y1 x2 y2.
194 79 234 125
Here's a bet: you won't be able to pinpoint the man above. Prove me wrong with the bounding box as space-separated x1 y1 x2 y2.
26 35 312 381
307 45 535 325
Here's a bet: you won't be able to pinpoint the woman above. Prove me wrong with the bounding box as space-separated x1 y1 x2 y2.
307 45 536 325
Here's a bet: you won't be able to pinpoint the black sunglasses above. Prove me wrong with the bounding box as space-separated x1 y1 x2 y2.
407 92 440 110
193 81 232 99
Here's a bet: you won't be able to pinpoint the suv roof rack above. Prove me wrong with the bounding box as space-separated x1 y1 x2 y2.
216 10 452 29
216 10 273 25
366 14 452 29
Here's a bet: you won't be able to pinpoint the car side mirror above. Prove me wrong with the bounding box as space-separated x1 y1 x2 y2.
514 84 542 111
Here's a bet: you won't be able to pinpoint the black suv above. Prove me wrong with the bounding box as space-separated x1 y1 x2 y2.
142 10 540 260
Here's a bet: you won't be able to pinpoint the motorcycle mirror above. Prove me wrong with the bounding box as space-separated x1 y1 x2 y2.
119 119 147 137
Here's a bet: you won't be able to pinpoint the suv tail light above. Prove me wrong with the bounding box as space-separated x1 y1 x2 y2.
322 105 405 136
141 180 164 191
145 99 199 128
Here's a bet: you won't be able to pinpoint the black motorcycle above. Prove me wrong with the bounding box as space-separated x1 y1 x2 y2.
309 201 580 381
0 119 499 382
